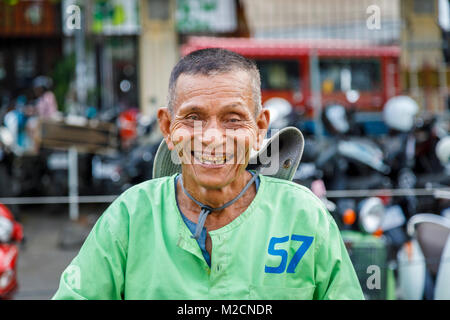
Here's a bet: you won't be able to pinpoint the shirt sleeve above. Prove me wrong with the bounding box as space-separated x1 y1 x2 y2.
52 200 128 300
313 213 365 300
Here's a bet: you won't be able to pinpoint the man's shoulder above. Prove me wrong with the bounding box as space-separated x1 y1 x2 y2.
100 175 176 227
260 175 325 207
120 174 175 199
259 175 333 227
105 175 176 218
135 174 175 189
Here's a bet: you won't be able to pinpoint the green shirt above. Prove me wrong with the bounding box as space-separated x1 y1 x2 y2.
52 174 364 300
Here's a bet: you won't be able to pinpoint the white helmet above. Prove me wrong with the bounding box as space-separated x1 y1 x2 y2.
383 96 419 132
0 127 14 149
324 104 350 134
264 97 293 129
436 136 450 166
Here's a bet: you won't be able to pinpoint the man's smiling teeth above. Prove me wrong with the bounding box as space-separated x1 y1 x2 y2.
193 152 228 165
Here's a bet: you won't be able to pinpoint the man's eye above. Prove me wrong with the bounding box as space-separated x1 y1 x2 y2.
227 118 241 123
186 114 199 120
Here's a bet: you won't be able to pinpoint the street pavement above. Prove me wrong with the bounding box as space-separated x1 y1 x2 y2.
12 204 107 300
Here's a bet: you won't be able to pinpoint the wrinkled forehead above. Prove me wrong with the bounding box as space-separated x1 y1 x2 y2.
172 71 255 115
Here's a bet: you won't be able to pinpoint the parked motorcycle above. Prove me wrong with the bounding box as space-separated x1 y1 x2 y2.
91 112 160 194
309 177 396 300
295 103 391 188
397 213 450 299
0 126 17 197
381 96 449 217
394 129 450 300
0 203 23 300
292 103 399 299
0 103 91 198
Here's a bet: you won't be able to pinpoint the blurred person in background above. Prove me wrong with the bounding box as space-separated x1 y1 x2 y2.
3 94 30 155
30 76 58 119
25 76 59 153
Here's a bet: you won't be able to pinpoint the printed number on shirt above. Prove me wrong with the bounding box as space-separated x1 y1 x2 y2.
265 234 313 274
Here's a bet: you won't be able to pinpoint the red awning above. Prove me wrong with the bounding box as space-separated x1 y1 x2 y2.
181 37 400 58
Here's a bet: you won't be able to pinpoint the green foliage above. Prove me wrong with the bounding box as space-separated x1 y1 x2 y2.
176 0 218 32
2 0 19 5
2 0 61 5
51 53 76 113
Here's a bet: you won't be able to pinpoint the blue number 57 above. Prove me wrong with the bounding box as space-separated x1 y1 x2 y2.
265 234 314 274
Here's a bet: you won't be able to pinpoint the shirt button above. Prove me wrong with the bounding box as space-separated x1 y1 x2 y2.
216 264 221 272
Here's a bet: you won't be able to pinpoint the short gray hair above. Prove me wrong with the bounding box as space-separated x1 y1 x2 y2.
167 48 262 116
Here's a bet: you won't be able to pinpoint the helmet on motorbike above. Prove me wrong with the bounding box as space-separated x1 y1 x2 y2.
436 136 450 166
263 97 293 130
383 96 419 132
358 197 385 234
322 104 350 135
0 204 23 243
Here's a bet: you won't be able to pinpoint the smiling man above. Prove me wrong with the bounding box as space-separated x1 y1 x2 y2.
53 48 364 300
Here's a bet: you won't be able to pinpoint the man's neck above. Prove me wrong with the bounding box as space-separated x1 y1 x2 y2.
176 170 256 228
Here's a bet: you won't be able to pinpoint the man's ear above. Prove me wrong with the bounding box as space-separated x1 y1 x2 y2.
157 107 175 150
254 108 270 151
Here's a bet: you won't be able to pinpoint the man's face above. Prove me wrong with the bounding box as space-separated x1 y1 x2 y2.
158 70 269 189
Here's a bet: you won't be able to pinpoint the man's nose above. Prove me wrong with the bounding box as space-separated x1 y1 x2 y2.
198 119 225 147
